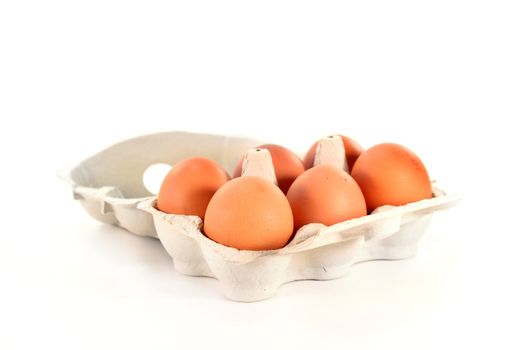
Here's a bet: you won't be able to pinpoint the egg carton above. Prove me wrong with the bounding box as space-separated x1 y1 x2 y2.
60 131 461 302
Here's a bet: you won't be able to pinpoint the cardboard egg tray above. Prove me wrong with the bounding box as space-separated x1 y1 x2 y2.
60 131 461 302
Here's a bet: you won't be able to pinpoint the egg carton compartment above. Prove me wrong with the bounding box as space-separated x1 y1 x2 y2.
60 131 461 302
59 131 263 237
140 185 459 302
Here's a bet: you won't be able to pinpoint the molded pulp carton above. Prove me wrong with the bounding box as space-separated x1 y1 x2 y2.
61 131 461 301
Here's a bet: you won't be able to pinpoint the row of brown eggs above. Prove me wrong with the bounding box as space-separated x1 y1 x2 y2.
157 135 432 251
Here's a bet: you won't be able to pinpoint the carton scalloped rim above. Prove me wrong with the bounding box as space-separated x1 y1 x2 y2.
139 188 459 261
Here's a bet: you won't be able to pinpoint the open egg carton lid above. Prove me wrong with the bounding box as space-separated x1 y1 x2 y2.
59 131 264 237
60 131 461 302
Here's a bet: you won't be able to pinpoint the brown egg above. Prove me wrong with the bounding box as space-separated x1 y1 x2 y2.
233 144 305 193
286 165 367 231
303 135 363 171
157 157 230 218
204 176 294 250
351 143 432 212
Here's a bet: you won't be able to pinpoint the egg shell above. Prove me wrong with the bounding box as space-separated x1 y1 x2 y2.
204 176 294 250
233 144 305 193
157 157 230 218
304 134 363 171
351 143 433 212
287 165 367 231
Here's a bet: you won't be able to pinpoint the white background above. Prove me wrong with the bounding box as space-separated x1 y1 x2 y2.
1 1 524 349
